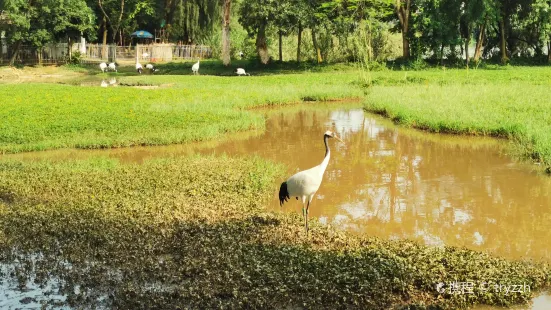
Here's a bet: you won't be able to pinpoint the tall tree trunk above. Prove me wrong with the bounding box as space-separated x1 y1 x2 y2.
401 30 410 58
38 47 43 66
256 21 269 64
297 23 302 62
113 0 124 43
395 0 411 58
548 37 551 63
9 41 21 66
465 32 470 68
98 0 124 43
102 17 108 60
474 21 486 62
278 30 283 62
164 0 178 27
499 17 508 64
221 0 231 65
67 37 72 63
440 43 444 66
311 27 322 63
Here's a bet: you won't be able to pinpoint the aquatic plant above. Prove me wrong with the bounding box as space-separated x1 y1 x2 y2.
0 156 549 309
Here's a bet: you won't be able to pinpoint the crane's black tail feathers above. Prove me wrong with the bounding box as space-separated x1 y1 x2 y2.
279 182 290 207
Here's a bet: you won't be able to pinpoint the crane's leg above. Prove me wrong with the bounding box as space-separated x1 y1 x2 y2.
305 200 310 233
301 196 307 233
305 195 313 233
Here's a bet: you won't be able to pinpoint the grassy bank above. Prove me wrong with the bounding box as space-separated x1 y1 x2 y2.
0 70 360 154
364 67 551 170
0 155 550 309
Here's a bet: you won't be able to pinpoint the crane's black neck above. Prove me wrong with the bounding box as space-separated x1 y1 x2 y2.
324 134 330 157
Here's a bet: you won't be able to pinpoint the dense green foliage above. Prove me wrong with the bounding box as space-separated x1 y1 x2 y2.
4 0 551 65
0 68 361 153
0 156 549 308
363 67 551 170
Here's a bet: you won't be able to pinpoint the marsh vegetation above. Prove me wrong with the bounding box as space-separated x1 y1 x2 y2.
1 64 551 309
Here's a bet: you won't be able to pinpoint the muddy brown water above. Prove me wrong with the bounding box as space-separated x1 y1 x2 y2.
2 102 551 308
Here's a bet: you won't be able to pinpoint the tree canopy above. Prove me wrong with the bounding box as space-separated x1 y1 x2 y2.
2 0 551 64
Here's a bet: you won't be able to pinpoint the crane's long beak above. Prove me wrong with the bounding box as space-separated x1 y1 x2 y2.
334 136 344 144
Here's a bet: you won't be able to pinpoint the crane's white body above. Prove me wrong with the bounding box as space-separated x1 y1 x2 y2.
285 153 330 203
279 131 342 233
192 60 200 74
99 62 107 72
146 63 158 72
136 62 143 74
236 68 250 76
108 62 117 72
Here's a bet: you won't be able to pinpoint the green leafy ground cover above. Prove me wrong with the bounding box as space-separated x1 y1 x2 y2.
0 157 549 309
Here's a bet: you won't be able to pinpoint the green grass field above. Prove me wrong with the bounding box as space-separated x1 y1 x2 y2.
364 67 551 169
0 70 361 153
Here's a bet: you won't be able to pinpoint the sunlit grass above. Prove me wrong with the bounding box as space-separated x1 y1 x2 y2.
0 72 361 153
364 68 551 169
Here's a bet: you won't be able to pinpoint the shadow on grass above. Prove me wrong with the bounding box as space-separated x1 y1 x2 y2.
1 205 548 309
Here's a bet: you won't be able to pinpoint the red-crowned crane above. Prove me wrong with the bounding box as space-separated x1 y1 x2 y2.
108 62 117 72
192 60 200 75
146 63 158 72
99 62 107 73
279 131 343 233
236 68 250 76
136 62 143 74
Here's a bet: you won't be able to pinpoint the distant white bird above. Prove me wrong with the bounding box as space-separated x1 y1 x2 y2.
108 78 117 85
100 80 108 87
279 131 343 233
108 62 117 72
191 59 200 75
99 62 107 73
239 51 244 59
145 63 158 72
236 68 250 76
136 62 143 74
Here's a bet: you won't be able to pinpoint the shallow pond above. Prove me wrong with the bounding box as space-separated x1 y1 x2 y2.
3 102 551 308
7 102 550 263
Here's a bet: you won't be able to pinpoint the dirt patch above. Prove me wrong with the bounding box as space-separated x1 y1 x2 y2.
0 66 85 84
133 85 159 89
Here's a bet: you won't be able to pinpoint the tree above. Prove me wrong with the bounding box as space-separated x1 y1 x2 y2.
395 0 412 58
238 0 275 64
1 0 95 65
221 0 231 65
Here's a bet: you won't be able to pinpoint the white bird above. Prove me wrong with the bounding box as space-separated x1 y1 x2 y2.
108 62 117 72
191 59 200 75
108 78 117 85
136 62 143 74
145 63 157 72
279 131 343 233
238 51 244 59
100 80 108 87
236 68 250 76
99 62 107 73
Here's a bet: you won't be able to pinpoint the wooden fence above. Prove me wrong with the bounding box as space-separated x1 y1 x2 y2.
0 43 212 65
